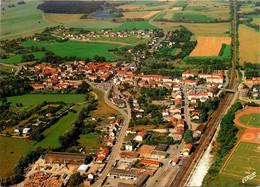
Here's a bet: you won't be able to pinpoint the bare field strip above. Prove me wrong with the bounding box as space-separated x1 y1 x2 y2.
190 36 231 56
154 22 230 36
239 25 260 65
123 11 160 19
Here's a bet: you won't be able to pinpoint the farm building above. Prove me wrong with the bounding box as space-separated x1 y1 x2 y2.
77 164 89 173
45 152 91 165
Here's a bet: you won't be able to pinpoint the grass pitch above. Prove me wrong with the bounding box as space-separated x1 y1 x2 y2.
222 141 260 184
0 136 35 179
238 113 260 127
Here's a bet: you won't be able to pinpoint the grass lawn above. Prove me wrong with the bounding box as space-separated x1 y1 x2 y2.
172 1 188 7
0 65 16 74
78 132 101 149
113 21 157 32
33 104 87 149
124 134 136 142
0 52 45 64
238 113 260 127
221 45 231 59
21 40 120 61
221 141 260 185
0 136 35 178
7 94 86 108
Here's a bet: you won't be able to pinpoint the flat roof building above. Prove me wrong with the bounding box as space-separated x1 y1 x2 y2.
45 152 91 165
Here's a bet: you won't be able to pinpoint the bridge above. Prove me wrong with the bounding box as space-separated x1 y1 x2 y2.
220 88 241 93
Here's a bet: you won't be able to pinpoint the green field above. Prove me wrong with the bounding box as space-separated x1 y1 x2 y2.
238 113 260 127
0 52 45 64
78 132 101 149
34 104 87 149
221 45 231 59
220 141 260 185
90 35 150 45
173 13 214 22
113 21 158 32
0 136 35 178
170 48 179 56
7 94 86 108
1 1 57 39
172 1 188 7
155 13 166 20
21 40 120 61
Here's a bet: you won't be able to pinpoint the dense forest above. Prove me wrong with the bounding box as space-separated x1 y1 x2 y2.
37 1 105 14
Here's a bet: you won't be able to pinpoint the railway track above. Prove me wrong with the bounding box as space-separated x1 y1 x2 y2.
172 0 238 186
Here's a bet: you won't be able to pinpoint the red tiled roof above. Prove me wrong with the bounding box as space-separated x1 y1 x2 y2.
141 159 160 166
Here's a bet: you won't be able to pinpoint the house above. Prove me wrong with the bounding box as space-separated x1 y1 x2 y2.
150 144 168 159
96 156 105 163
162 110 170 116
140 159 161 168
23 128 31 134
182 70 194 79
98 148 109 157
115 119 121 126
183 144 193 156
87 172 94 179
108 113 116 119
136 113 143 118
135 132 146 141
172 156 179 166
111 98 126 108
125 140 137 151
84 179 93 186
107 137 115 146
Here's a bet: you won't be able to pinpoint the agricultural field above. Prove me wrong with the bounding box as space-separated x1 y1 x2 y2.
190 36 231 57
78 132 102 149
251 18 260 26
239 25 260 65
154 22 230 37
33 103 87 149
0 136 35 178
220 141 260 185
0 52 45 64
113 21 158 32
7 94 86 108
21 40 121 61
238 113 260 127
90 35 150 45
122 11 159 20
173 12 214 22
117 1 173 11
1 1 57 39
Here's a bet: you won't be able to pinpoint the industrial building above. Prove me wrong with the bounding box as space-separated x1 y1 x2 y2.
45 152 91 165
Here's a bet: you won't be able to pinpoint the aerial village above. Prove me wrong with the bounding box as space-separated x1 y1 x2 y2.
17 59 230 186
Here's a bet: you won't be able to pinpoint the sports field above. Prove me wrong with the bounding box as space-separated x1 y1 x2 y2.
22 40 120 61
221 141 260 184
154 22 230 37
239 24 260 65
7 94 86 108
33 103 87 149
0 136 35 178
190 36 231 56
238 113 260 127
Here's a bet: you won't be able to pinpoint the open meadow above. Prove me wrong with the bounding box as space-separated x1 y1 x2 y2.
22 40 120 61
239 25 260 65
1 1 57 39
190 36 231 57
0 136 35 178
7 94 86 108
154 22 230 37
33 103 87 149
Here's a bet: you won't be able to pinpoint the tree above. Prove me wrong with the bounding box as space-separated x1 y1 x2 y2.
68 172 83 186
183 129 193 144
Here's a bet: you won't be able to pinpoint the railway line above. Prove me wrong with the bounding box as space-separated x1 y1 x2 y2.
171 0 238 186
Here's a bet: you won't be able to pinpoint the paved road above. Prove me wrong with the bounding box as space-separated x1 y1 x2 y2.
0 63 22 76
87 81 131 186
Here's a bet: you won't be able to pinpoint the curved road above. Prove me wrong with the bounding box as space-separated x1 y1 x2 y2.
87 81 131 186
0 63 22 76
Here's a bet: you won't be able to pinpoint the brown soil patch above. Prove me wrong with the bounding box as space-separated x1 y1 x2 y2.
241 129 260 144
189 36 231 56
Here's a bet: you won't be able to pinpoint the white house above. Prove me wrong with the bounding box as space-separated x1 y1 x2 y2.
135 132 146 141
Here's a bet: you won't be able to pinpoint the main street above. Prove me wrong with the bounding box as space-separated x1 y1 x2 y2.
87 81 131 186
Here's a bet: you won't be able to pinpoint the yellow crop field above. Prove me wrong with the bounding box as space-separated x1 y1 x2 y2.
239 25 260 65
252 18 260 26
189 36 231 56
117 5 143 10
123 11 159 19
154 22 230 37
